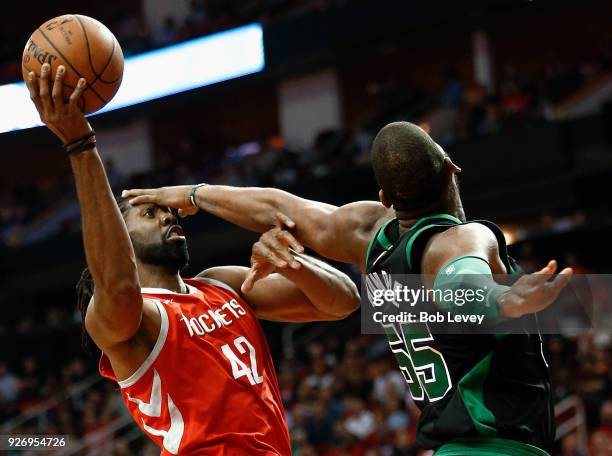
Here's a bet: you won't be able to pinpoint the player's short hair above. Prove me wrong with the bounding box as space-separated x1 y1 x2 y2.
76 195 130 352
371 122 448 210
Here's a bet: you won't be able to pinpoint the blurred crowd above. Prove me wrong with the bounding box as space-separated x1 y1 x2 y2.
373 57 612 148
0 128 370 247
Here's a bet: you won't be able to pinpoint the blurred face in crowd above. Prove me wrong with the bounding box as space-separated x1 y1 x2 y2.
601 400 612 426
123 203 190 272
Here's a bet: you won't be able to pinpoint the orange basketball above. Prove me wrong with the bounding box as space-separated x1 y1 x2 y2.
22 14 124 114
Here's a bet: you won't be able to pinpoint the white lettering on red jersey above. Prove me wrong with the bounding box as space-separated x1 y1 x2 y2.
99 278 291 455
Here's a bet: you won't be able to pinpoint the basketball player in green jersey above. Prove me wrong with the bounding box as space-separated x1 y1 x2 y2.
124 121 572 455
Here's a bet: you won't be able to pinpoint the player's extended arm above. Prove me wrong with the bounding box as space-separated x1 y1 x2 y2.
26 64 142 348
421 223 573 321
199 224 360 322
122 185 393 271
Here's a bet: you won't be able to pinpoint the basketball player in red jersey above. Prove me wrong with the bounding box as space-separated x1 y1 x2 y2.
26 64 360 455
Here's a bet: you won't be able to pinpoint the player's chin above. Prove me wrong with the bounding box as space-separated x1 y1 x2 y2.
165 236 187 246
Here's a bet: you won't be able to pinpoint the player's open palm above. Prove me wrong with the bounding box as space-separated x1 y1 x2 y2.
241 214 304 293
499 260 573 318
25 63 91 144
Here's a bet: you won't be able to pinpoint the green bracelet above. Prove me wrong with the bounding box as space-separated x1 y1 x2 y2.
189 183 208 207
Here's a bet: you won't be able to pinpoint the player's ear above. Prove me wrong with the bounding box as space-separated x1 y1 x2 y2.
444 156 461 178
379 189 391 208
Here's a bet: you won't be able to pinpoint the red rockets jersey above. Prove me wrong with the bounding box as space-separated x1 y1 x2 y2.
99 277 291 455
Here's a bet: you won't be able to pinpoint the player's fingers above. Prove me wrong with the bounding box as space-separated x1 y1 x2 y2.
52 65 65 111
38 63 52 113
122 189 154 197
550 267 573 293
254 242 287 269
128 195 156 205
261 234 295 267
275 212 296 229
25 72 43 114
278 230 304 254
241 268 259 293
533 260 557 283
242 262 274 293
274 233 301 269
68 78 87 114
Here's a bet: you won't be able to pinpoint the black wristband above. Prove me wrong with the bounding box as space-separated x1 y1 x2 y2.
68 140 97 156
63 129 95 151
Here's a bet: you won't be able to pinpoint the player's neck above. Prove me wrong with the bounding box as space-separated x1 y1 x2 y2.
395 194 466 235
137 263 186 294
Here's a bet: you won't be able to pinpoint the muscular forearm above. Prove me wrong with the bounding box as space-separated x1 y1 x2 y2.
196 185 308 232
70 150 139 293
278 253 360 318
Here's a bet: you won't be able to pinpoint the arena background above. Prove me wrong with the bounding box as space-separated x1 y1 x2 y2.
1 0 612 455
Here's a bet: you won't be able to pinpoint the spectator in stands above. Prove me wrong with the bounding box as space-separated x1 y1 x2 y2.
592 400 612 443
114 10 151 55
0 363 18 403
561 432 587 456
152 17 179 48
0 362 18 420
440 70 464 110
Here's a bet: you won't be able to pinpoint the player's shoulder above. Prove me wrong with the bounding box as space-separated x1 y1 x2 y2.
436 221 497 241
339 201 395 246
342 201 394 226
425 221 500 261
193 266 247 297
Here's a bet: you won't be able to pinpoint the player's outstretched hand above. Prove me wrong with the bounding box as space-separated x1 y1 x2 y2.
499 260 573 318
241 214 305 293
25 63 91 144
122 186 199 218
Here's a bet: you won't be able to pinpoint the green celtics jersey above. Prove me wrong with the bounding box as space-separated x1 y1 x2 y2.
365 214 554 453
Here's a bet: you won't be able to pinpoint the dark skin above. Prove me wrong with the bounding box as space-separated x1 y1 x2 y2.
124 135 572 318
26 64 360 383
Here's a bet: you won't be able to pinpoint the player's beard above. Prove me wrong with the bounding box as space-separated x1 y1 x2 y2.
132 237 190 272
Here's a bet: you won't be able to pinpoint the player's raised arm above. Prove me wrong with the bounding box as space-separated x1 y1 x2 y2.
122 185 393 271
198 221 360 322
26 64 142 349
421 223 573 322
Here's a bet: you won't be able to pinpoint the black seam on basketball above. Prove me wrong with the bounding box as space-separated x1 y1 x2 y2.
37 26 106 104
75 16 120 88
97 37 116 81
98 39 122 84
92 39 122 84
74 16 97 77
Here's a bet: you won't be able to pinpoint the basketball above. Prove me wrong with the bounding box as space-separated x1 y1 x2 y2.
22 14 124 114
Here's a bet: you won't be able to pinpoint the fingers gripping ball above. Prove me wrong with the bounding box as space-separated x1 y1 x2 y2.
22 14 124 114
